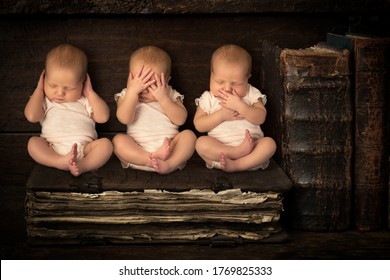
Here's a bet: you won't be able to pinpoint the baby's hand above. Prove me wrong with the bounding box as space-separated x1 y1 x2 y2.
37 70 45 92
127 65 155 96
148 72 169 102
218 106 244 121
82 73 94 97
218 89 242 111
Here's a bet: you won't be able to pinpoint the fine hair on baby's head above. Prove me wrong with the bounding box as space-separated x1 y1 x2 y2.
129 46 172 78
211 44 252 78
45 43 88 82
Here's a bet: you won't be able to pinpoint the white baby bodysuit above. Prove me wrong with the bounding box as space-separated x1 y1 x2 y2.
195 84 266 146
40 96 97 159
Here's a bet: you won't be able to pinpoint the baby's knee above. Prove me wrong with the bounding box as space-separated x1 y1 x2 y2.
263 137 277 153
195 135 209 152
180 129 197 141
99 138 113 152
27 136 45 150
112 134 126 149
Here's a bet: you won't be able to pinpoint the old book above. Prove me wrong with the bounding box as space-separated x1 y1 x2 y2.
327 33 390 230
261 40 353 230
25 157 292 245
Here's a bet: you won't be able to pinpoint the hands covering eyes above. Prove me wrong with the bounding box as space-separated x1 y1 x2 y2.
127 65 169 102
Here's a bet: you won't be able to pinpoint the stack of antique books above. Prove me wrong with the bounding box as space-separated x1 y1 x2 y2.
25 158 292 245
262 35 389 231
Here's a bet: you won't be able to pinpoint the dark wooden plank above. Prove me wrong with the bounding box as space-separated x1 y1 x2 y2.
1 0 389 14
26 156 292 194
0 15 345 132
0 133 36 186
4 229 390 260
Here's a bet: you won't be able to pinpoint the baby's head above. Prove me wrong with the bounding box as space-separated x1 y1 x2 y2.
129 46 171 79
210 44 251 98
129 46 171 103
44 44 87 103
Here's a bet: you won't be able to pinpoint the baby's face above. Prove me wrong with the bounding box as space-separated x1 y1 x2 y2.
44 64 84 103
210 60 249 98
130 61 168 103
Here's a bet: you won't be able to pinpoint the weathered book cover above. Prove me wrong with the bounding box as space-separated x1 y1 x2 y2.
327 33 390 230
261 40 353 230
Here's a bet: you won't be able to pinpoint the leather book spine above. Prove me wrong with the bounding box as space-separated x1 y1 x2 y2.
261 41 353 230
352 37 390 230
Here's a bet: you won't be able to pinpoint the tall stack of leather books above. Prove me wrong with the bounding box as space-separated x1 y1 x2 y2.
327 33 390 230
261 40 353 230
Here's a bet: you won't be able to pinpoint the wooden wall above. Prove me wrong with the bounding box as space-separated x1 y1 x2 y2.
2 0 389 14
0 14 347 185
0 1 389 212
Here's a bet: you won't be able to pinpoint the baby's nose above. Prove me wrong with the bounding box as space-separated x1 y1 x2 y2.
223 84 232 92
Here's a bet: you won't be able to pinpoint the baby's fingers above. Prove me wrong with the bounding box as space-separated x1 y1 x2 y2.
134 65 145 78
140 67 154 81
159 72 165 86
145 78 156 88
37 70 45 89
148 84 157 91
219 89 231 98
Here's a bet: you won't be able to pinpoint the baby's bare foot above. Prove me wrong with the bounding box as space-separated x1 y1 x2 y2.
150 154 173 175
233 129 255 159
220 152 239 173
68 143 81 176
151 137 171 160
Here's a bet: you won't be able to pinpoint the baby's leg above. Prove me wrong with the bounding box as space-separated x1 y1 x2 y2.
220 137 276 172
195 136 225 167
27 136 75 171
150 130 196 174
113 134 153 168
73 138 113 176
195 130 254 167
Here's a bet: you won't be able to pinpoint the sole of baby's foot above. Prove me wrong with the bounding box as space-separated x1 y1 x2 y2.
68 143 81 176
151 137 171 161
56 143 76 171
220 152 240 173
150 154 173 175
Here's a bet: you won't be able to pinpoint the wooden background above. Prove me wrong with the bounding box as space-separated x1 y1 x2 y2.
1 0 389 218
0 14 348 185
1 0 390 259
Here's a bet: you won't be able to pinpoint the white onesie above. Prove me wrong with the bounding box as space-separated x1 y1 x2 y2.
115 87 184 170
195 84 266 145
195 84 269 170
40 96 97 160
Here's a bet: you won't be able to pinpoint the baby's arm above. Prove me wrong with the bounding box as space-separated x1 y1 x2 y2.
218 89 267 125
83 74 110 124
116 66 155 125
193 106 238 133
163 98 187 126
149 73 187 126
24 70 45 123
241 101 267 125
